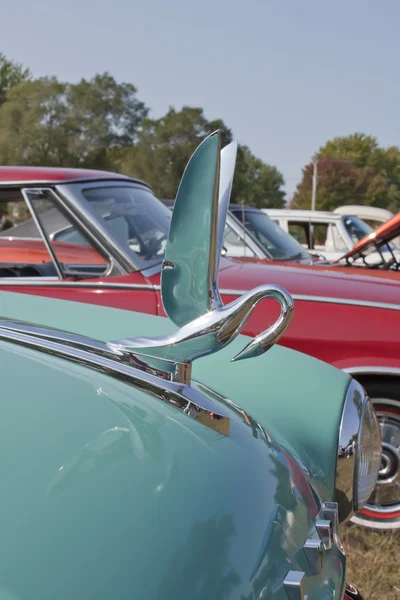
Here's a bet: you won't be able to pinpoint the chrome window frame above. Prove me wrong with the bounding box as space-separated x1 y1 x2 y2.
0 182 135 284
224 212 268 259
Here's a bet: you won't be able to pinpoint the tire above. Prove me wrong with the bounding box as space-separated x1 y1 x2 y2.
351 376 400 530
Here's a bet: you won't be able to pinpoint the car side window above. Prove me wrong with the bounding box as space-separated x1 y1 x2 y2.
330 225 349 252
223 224 256 257
0 190 57 278
287 223 310 248
25 189 109 278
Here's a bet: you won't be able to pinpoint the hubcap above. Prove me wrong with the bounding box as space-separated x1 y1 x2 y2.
361 401 400 519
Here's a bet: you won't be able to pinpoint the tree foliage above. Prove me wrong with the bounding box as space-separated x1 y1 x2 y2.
0 55 286 206
292 133 400 212
231 145 285 208
112 106 285 207
0 73 148 168
110 106 233 198
0 54 30 105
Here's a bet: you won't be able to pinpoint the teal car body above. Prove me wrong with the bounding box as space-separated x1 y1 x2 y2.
0 132 377 599
0 292 347 600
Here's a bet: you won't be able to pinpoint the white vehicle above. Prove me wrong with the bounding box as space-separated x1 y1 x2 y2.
264 208 400 264
333 205 400 247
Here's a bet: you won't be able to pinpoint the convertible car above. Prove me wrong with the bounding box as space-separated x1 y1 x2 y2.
0 144 397 529
0 133 374 599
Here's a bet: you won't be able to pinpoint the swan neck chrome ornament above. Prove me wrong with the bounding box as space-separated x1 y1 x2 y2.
108 131 294 384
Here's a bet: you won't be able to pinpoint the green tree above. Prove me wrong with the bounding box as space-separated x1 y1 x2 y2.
112 106 285 207
0 73 148 167
0 54 30 105
111 106 233 198
231 145 285 208
292 133 400 212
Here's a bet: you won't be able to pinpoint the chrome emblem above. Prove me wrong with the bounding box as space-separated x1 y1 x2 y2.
109 131 294 384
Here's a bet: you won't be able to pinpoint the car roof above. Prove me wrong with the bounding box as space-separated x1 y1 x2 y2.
0 166 148 187
333 205 394 219
265 209 343 220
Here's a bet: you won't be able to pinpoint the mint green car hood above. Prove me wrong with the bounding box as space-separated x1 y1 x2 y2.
0 291 350 500
0 292 349 600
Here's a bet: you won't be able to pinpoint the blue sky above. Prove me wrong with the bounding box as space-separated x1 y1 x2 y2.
3 0 400 199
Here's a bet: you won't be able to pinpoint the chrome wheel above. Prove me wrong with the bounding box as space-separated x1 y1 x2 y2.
352 399 400 529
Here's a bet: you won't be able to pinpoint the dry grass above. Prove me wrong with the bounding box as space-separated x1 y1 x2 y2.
341 522 400 600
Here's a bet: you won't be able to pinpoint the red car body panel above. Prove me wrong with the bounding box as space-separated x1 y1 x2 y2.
150 260 400 371
9 256 397 374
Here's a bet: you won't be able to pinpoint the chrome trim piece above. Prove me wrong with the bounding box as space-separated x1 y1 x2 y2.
302 503 343 577
303 539 323 574
336 379 381 520
345 583 364 600
109 133 294 384
0 280 155 290
21 189 64 279
217 142 238 264
320 501 338 537
343 366 400 377
0 319 230 436
220 289 400 312
110 284 294 379
283 571 307 600
315 519 332 550
0 176 148 188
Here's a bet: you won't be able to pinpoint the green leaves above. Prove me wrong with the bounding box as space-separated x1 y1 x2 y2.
0 54 30 106
292 134 400 212
0 71 148 168
113 107 286 207
0 54 285 207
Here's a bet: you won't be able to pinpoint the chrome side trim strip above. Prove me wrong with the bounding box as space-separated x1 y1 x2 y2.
0 177 149 188
220 289 400 312
0 280 155 290
0 319 230 436
343 366 400 377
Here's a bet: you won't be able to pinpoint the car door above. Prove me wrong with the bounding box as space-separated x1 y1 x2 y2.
0 185 158 315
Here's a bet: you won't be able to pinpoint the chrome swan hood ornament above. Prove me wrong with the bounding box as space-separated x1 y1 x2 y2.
109 131 294 384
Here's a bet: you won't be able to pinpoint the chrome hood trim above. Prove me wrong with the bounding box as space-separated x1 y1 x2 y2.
108 131 294 384
0 318 230 435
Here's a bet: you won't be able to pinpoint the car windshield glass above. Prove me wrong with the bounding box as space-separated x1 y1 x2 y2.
63 185 172 269
231 208 310 259
342 214 395 252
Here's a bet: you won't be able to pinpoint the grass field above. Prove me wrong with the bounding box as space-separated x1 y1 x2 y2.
341 522 400 600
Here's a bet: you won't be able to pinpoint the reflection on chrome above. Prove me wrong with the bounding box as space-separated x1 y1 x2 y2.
336 379 381 521
109 131 294 385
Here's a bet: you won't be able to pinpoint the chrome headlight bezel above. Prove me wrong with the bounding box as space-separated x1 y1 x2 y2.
335 379 382 522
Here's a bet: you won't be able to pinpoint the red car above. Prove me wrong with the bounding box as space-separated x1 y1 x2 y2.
0 165 399 530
